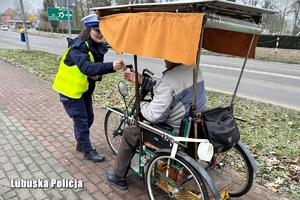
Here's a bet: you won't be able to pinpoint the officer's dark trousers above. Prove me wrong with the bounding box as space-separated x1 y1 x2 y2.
113 126 141 177
60 93 94 153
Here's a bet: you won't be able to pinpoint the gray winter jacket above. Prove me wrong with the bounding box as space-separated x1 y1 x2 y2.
140 64 206 133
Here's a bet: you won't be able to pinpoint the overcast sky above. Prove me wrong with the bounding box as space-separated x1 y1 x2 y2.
0 0 43 14
0 0 14 14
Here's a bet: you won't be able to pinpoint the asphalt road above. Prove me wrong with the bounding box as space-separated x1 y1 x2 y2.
1 30 299 111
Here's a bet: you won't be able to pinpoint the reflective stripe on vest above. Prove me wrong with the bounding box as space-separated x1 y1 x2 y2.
53 41 94 99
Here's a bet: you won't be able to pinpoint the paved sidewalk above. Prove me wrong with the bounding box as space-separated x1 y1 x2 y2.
0 51 293 199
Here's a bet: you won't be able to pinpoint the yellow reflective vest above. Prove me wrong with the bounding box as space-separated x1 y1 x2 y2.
53 42 94 99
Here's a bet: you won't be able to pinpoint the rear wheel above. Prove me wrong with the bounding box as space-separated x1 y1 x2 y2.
104 108 127 155
146 153 209 200
214 144 253 197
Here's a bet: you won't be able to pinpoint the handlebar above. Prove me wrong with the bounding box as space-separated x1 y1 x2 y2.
142 69 154 76
123 64 133 71
140 68 154 99
123 64 154 77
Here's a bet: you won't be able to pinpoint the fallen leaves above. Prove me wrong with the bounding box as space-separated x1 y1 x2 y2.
289 164 300 183
264 181 280 192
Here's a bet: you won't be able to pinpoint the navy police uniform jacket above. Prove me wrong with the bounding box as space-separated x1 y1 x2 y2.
64 37 115 96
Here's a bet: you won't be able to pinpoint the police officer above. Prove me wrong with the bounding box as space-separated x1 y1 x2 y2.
53 14 124 162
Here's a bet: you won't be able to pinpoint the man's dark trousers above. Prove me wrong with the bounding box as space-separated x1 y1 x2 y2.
113 126 141 177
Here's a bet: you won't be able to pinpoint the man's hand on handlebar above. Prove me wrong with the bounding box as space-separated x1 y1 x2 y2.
123 70 144 85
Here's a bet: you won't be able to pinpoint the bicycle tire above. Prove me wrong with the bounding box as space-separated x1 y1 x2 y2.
146 152 209 200
104 107 126 155
214 144 253 197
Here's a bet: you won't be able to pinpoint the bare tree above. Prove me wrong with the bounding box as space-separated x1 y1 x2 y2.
274 0 293 34
39 0 59 30
13 0 36 20
75 0 90 29
114 0 131 5
289 0 300 35
258 0 278 34
74 0 109 29
238 0 294 34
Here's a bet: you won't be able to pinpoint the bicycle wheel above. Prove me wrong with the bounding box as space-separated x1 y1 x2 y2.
104 107 127 155
146 153 209 200
214 144 253 197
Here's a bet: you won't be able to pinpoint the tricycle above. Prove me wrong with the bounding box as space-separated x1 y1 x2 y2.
91 1 275 199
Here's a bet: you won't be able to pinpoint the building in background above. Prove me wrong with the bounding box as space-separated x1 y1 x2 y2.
0 8 32 29
0 8 15 26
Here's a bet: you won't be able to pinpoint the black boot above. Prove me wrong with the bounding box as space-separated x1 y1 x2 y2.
76 143 96 152
84 150 105 162
76 143 82 152
106 171 128 190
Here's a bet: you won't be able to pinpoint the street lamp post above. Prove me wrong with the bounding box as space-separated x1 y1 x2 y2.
19 0 30 51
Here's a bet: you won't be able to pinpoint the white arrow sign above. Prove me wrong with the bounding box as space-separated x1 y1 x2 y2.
58 12 64 19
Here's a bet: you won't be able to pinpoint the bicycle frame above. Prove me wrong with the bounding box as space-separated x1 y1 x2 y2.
102 104 222 199
93 1 276 199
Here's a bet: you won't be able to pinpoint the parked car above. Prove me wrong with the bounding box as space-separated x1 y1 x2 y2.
1 25 9 31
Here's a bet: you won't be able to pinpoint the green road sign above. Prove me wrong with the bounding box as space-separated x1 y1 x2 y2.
47 7 73 21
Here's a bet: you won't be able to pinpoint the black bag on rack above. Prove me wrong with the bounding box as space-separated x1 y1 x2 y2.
199 105 240 153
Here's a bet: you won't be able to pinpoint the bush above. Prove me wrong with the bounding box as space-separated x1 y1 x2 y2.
36 28 82 35
258 35 300 49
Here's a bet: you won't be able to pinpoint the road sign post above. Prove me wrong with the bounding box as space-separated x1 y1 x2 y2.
66 0 71 38
48 7 73 38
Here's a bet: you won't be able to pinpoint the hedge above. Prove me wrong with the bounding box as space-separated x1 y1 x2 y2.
257 35 300 50
36 28 82 35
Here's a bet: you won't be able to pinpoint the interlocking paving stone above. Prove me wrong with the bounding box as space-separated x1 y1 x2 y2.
0 100 92 199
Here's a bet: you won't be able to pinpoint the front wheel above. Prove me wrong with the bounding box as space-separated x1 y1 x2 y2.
146 153 209 200
214 144 254 197
104 107 127 155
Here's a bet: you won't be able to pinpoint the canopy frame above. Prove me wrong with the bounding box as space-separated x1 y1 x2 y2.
92 1 276 198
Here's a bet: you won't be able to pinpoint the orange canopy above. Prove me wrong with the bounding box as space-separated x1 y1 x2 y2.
100 12 258 66
100 12 204 66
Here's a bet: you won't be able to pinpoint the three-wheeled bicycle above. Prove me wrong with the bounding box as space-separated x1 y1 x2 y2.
90 1 275 199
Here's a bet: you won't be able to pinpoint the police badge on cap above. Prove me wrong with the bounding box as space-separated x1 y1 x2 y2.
81 14 99 27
